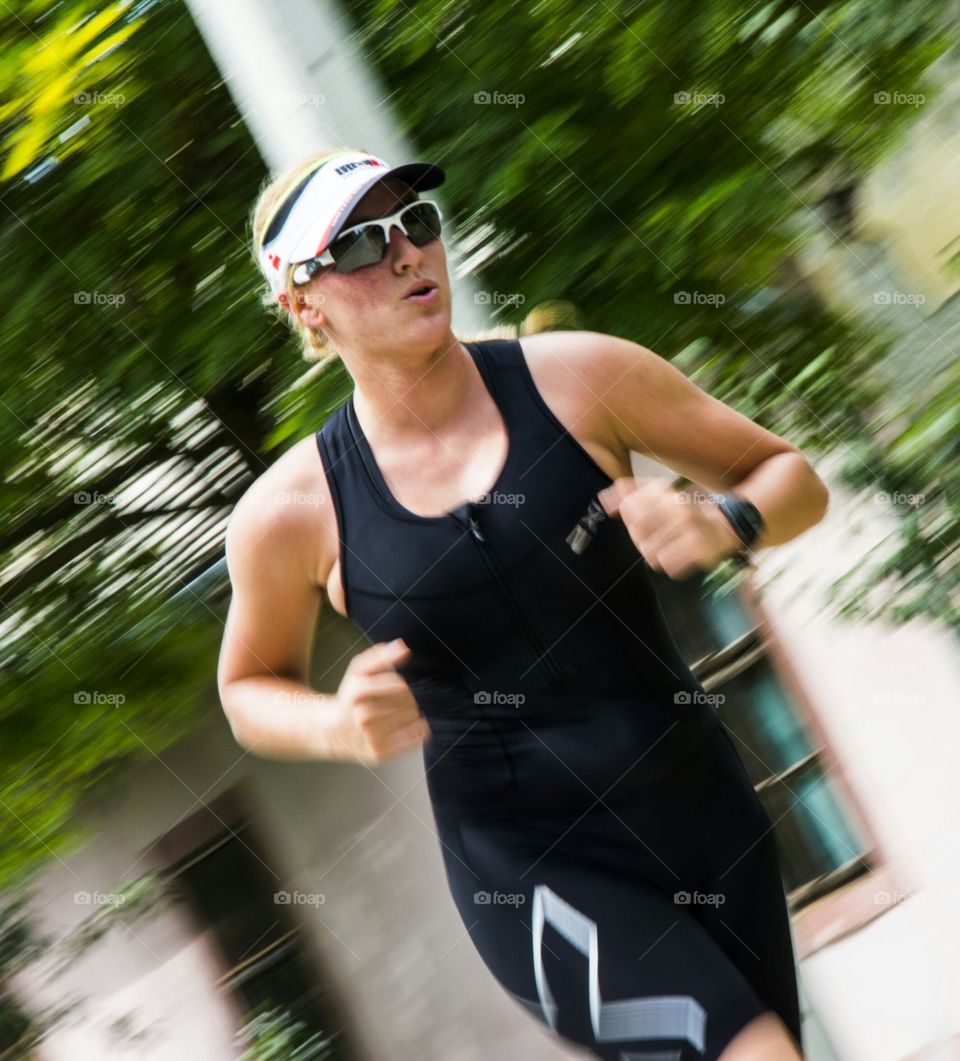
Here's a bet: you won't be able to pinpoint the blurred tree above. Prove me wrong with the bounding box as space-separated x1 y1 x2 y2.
0 0 339 891
235 1004 338 1060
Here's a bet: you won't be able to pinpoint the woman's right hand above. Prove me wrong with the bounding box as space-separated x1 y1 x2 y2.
330 638 432 764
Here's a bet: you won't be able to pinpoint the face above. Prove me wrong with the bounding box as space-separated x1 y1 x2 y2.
291 176 451 360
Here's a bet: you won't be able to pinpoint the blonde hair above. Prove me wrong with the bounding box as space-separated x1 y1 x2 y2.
249 147 363 364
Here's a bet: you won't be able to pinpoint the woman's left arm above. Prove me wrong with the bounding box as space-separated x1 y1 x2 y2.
576 332 830 575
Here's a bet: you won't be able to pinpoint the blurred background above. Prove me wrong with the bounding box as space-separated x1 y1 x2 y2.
1 0 958 1057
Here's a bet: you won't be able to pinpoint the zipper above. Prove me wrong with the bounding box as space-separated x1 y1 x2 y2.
462 502 566 686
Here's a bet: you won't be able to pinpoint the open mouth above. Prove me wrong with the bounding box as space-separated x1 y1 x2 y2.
404 282 439 302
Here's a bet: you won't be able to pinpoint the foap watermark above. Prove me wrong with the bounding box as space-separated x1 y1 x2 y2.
274 490 325 509
74 690 125 706
289 291 326 309
674 690 724 707
74 290 126 307
874 491 925 507
677 489 720 505
874 889 924 907
274 890 325 906
474 890 525 906
873 290 926 307
74 490 115 506
475 490 525 508
74 890 126 907
75 90 125 108
674 90 725 108
674 889 726 907
475 290 526 306
272 691 315 706
674 290 725 307
473 90 525 108
872 690 926 708
276 91 326 108
474 690 526 707
873 91 925 108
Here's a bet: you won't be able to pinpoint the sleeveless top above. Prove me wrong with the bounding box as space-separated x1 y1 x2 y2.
315 339 715 806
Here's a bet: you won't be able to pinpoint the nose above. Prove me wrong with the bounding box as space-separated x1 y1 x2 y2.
388 222 425 271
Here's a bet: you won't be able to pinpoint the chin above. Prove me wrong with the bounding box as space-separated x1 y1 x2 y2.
405 305 450 334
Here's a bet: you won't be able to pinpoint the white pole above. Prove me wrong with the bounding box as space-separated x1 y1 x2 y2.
182 0 487 333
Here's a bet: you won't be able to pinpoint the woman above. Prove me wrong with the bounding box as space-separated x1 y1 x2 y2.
218 146 829 1060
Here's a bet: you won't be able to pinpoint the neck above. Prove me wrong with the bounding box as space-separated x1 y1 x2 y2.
347 333 480 442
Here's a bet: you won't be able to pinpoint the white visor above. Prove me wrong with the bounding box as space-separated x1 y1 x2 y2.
257 149 445 303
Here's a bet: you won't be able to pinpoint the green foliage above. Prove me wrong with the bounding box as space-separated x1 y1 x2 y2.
827 359 959 625
235 1004 337 1061
0 0 308 892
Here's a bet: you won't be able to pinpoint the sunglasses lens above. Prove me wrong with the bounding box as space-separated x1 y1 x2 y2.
329 200 443 274
332 228 387 274
403 202 442 245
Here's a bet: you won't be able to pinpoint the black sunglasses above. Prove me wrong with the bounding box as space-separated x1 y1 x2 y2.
292 200 443 281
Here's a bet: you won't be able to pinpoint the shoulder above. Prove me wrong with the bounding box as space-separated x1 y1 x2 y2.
225 432 335 588
512 330 643 470
519 329 703 419
517 329 655 386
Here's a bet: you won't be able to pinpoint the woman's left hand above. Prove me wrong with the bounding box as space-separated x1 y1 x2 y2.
597 476 745 580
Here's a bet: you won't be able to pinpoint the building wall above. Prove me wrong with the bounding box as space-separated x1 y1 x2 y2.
754 451 960 1060
17 766 241 1058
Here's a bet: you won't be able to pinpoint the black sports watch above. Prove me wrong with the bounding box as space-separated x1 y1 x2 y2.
714 493 765 555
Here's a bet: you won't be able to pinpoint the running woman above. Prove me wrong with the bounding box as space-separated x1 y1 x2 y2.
218 147 829 1061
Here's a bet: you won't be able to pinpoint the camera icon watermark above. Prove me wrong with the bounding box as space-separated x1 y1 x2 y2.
274 490 325 508
873 91 924 108
277 91 326 108
74 890 126 907
874 491 925 507
674 290 725 307
872 290 926 307
74 690 126 706
474 889 526 906
473 90 525 108
74 290 126 306
673 91 725 108
874 889 924 907
475 290 526 306
872 690 926 708
274 890 325 906
474 490 525 508
74 90 125 108
674 690 724 707
474 689 526 707
74 490 115 506
674 889 725 907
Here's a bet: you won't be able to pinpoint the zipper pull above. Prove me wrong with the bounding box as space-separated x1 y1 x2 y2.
466 502 486 543
566 497 608 554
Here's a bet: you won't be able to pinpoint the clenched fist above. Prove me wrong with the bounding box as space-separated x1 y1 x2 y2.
597 476 745 580
331 639 432 764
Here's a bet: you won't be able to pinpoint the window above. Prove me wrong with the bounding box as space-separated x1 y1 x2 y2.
652 571 873 910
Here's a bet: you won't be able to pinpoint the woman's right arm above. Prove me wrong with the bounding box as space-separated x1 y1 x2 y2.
216 476 430 764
